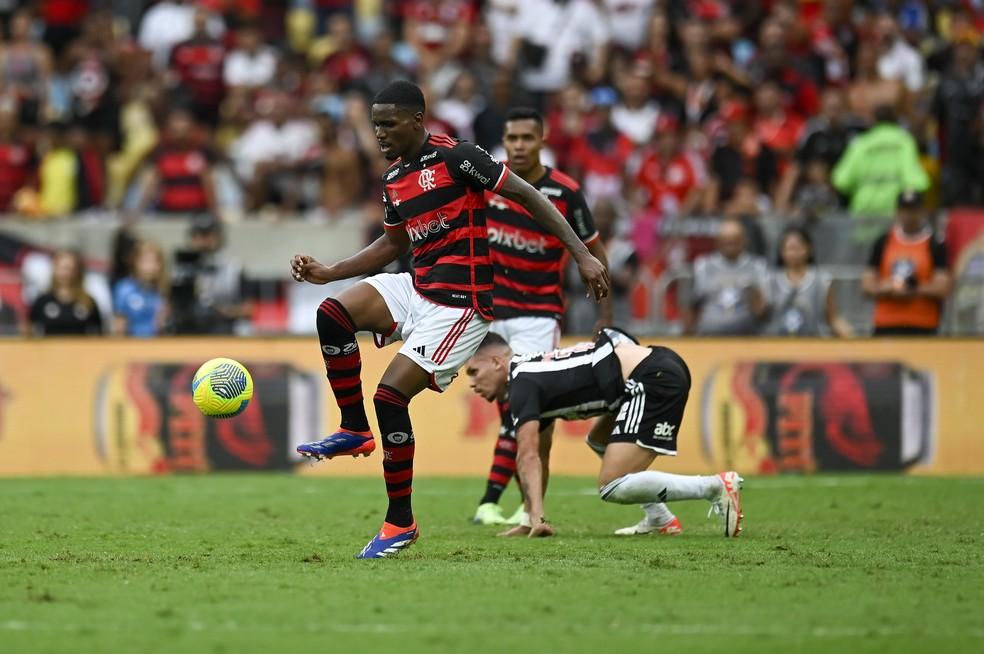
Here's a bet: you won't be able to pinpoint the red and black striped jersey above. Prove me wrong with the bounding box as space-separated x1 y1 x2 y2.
485 167 598 320
382 133 507 320
152 144 214 213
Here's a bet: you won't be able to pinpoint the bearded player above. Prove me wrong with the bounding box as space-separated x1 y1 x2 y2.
290 81 609 558
465 329 743 538
472 108 613 527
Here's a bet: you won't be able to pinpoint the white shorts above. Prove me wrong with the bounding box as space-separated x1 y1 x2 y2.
489 316 561 355
363 273 490 392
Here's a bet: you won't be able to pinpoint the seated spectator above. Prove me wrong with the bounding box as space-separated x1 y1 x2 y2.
139 0 224 70
568 87 635 207
862 191 951 336
0 9 53 128
832 105 929 217
0 105 36 214
933 27 984 208
170 215 252 335
633 113 706 217
747 18 819 119
315 116 366 216
705 101 779 213
63 12 122 156
135 110 216 215
168 8 226 127
113 240 169 337
873 13 925 96
231 92 319 212
764 226 852 337
36 121 79 216
28 249 103 336
223 22 278 93
683 218 770 335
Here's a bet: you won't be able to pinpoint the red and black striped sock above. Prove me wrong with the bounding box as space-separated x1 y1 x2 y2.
317 298 370 433
374 384 415 528
479 400 518 506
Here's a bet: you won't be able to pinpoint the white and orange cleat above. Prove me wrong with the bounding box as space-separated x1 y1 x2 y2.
709 471 743 537
615 516 683 536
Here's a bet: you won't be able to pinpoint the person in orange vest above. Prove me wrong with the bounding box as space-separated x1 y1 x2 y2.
862 190 951 335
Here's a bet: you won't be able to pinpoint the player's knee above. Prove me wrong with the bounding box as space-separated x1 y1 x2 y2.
316 297 355 335
598 473 633 504
373 383 410 412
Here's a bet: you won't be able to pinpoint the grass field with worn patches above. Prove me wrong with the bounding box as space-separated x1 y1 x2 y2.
1 475 982 653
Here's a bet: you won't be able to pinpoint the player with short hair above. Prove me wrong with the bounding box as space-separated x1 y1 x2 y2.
290 81 610 558
473 107 612 526
465 329 743 538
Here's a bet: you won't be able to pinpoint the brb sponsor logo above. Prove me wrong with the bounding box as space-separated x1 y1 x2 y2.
459 160 491 186
489 226 548 254
322 342 358 357
407 213 451 243
418 168 437 191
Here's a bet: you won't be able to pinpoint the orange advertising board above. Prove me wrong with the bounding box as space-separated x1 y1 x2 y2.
0 337 983 476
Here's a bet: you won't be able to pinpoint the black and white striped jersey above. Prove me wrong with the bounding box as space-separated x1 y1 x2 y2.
507 328 637 429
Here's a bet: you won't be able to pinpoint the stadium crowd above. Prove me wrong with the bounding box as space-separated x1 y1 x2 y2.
0 0 982 337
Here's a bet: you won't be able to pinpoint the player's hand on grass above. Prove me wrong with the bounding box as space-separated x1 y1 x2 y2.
496 525 531 537
576 253 610 301
291 255 333 284
529 520 556 538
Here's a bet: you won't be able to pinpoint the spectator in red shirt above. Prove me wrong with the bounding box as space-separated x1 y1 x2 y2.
747 18 820 119
321 13 372 92
402 0 474 71
168 8 226 127
752 79 805 169
0 106 36 213
135 109 216 215
568 86 636 207
634 113 706 217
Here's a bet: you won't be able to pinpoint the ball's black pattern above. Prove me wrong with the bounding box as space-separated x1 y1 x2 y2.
209 363 248 400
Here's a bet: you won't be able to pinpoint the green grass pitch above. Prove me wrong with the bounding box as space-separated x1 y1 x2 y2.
1 475 982 653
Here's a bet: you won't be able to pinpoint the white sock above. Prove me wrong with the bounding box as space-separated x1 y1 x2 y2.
600 471 722 505
641 502 675 527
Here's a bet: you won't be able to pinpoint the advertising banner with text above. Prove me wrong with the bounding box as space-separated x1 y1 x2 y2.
0 338 982 476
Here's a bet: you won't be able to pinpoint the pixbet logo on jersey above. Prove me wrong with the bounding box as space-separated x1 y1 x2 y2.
488 226 548 254
407 213 452 242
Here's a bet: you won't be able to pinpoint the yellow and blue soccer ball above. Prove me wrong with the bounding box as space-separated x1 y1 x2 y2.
192 358 253 418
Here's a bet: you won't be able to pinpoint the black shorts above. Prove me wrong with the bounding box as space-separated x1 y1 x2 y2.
610 346 691 455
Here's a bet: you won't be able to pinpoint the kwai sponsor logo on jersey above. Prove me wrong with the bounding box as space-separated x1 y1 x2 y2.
459 160 491 186
407 212 452 242
488 225 548 254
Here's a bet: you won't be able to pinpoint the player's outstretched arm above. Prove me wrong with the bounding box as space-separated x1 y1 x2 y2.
497 171 610 301
514 421 554 538
291 229 410 285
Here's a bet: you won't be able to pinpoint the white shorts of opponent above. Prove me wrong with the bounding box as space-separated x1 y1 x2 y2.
489 315 561 356
364 272 490 391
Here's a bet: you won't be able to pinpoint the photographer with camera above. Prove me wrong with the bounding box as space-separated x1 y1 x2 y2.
862 191 951 336
170 215 253 335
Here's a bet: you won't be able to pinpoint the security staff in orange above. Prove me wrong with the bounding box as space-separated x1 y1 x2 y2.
862 190 952 335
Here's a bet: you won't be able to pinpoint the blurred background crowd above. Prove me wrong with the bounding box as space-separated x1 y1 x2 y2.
0 0 983 338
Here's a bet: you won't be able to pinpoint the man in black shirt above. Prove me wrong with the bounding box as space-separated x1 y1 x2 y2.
465 329 743 538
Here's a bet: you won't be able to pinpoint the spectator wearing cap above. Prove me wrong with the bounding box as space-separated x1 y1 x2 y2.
832 105 929 217
862 191 951 335
134 109 216 215
932 26 984 207
633 113 706 217
567 86 635 207
170 215 252 334
705 101 780 213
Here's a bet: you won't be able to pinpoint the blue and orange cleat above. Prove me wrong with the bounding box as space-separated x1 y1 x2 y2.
356 522 419 559
296 430 375 461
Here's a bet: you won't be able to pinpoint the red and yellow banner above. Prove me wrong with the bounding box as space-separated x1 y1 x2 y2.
1 338 983 476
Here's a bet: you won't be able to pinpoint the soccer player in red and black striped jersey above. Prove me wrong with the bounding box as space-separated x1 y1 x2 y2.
472 108 613 527
290 81 609 558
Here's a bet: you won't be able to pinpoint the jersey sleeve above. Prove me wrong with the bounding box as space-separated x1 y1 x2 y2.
444 141 508 193
381 187 402 230
507 376 542 429
567 187 599 244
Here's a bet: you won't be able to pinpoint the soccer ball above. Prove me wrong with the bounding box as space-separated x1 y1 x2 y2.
192 358 253 418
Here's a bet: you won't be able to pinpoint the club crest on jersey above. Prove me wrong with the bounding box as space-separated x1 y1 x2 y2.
418 168 437 191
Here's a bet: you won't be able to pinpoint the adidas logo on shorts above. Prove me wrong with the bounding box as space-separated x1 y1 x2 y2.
653 422 676 440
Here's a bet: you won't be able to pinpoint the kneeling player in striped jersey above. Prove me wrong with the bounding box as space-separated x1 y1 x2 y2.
464 329 743 538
